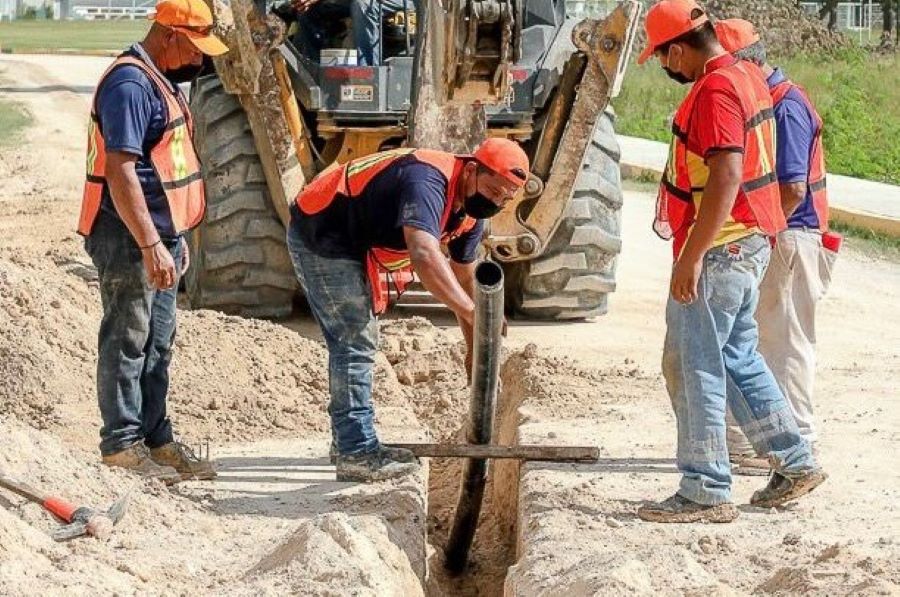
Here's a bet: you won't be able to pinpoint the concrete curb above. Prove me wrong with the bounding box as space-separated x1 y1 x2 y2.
619 161 900 239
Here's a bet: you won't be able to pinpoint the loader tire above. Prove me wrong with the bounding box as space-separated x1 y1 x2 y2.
184 75 297 318
506 111 623 320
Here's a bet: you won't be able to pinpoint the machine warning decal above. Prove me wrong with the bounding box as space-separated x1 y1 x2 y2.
340 85 374 102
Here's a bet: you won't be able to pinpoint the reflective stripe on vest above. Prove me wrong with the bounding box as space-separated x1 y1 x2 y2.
771 80 829 232
295 148 476 315
78 55 205 236
654 58 785 258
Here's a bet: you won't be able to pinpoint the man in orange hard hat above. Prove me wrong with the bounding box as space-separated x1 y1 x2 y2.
289 138 529 482
715 19 840 476
634 0 825 524
80 0 227 484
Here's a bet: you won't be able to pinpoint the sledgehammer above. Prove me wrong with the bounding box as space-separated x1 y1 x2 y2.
0 473 128 541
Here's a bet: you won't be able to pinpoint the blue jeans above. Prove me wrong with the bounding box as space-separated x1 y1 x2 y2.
296 0 414 66
287 222 380 455
662 234 816 505
84 212 181 456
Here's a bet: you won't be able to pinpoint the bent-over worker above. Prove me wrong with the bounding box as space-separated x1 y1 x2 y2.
289 138 529 482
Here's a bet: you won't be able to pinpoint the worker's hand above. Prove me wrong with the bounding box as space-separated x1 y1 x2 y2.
670 255 703 304
180 237 190 275
291 0 320 13
142 242 177 291
458 306 475 383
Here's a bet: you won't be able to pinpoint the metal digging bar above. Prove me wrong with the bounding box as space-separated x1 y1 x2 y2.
444 260 505 574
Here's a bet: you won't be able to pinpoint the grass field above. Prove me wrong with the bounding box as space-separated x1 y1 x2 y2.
0 98 31 147
0 20 149 53
613 51 900 185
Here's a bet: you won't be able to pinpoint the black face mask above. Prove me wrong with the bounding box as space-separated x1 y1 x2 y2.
464 193 502 219
662 66 692 85
165 63 204 84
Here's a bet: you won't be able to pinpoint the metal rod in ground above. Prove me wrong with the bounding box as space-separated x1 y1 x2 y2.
444 261 504 575
385 443 600 462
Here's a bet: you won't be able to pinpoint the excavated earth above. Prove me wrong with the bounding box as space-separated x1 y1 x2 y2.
1 54 899 596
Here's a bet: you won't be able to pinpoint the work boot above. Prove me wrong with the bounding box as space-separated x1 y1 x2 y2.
637 494 739 524
750 468 828 508
150 441 217 481
335 446 419 483
381 445 417 463
102 442 181 485
730 453 771 477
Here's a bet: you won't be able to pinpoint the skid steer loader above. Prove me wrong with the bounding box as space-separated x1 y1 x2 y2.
185 0 640 320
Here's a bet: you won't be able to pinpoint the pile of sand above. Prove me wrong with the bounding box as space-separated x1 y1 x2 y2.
0 250 471 452
0 416 432 595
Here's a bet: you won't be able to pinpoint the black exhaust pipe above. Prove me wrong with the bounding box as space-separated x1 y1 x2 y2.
444 260 504 574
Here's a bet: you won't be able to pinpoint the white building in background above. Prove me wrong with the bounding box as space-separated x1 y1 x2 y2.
0 0 152 19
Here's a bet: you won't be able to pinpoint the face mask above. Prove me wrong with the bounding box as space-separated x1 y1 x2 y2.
662 66 692 85
464 193 502 219
165 63 204 84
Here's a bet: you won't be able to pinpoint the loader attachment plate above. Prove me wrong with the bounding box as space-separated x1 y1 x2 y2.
487 1 641 262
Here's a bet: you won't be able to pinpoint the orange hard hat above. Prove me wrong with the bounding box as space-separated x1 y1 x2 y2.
638 0 709 65
152 0 229 56
472 137 530 188
714 18 761 54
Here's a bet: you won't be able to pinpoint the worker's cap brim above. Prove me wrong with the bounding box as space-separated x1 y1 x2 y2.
180 28 229 56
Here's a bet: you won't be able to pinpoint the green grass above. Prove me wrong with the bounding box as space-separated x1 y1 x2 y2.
0 20 150 53
612 52 900 185
0 98 31 147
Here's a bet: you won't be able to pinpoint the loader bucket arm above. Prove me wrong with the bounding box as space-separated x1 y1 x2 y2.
487 1 641 262
207 0 315 227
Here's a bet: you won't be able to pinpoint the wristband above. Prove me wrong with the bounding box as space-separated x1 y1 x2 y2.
140 239 161 250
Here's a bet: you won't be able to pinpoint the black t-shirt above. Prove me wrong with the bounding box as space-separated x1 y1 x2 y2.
291 155 484 263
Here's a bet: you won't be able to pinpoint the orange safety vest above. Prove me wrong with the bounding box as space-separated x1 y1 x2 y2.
654 58 785 259
296 148 477 315
771 80 829 231
79 54 205 236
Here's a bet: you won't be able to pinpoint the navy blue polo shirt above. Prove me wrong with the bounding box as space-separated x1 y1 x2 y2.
768 68 821 229
291 154 484 263
95 44 180 239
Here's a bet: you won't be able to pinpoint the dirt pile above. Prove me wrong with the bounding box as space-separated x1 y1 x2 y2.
245 512 423 596
0 416 434 595
0 248 470 451
705 0 849 55
0 417 251 595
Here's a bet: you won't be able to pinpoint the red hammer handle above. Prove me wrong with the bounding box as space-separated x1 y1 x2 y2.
42 497 78 523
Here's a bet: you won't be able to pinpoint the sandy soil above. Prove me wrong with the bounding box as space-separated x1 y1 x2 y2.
0 54 898 595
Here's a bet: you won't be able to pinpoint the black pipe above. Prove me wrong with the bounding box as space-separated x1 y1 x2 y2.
444 260 504 574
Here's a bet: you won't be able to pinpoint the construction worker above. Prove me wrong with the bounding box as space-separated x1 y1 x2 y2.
79 0 227 484
715 19 840 475
289 139 529 482
634 0 826 523
281 0 417 66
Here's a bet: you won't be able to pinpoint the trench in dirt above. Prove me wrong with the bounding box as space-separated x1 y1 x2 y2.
422 361 527 597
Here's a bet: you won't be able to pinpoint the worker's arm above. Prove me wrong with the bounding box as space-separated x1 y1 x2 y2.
449 259 477 374
105 151 176 290
774 95 815 219
405 227 475 322
779 181 807 219
450 259 476 299
671 150 743 304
